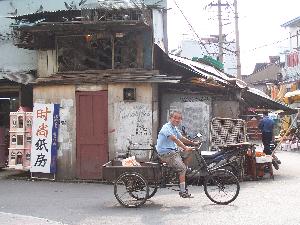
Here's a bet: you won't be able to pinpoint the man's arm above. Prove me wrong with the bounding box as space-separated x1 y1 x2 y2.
169 135 193 151
180 136 198 146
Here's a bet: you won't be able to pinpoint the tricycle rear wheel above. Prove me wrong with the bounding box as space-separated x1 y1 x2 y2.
114 172 149 208
147 184 158 199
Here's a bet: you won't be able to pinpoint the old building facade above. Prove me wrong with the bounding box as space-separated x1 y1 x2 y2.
5 0 290 180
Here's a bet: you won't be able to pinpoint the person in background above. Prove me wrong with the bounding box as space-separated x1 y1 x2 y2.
156 111 199 198
259 111 275 155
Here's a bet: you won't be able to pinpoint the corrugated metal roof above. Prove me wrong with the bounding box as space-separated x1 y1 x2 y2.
83 0 143 9
168 54 232 85
7 10 81 21
248 87 272 99
8 1 143 20
164 49 295 113
8 2 143 23
281 16 300 28
243 87 296 114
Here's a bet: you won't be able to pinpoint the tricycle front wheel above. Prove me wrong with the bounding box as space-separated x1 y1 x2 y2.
204 169 240 205
114 172 149 208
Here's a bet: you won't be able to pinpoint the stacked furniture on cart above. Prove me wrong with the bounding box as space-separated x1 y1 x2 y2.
240 114 262 141
210 117 250 181
210 117 274 180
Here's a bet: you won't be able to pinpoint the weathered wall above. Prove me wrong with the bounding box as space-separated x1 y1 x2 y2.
33 85 76 179
160 93 212 151
212 100 240 119
108 83 157 161
34 84 113 179
152 83 159 148
152 9 168 53
0 0 36 74
0 0 101 77
38 50 57 77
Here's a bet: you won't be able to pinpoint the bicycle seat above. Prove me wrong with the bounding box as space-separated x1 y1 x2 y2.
201 149 228 160
223 142 253 147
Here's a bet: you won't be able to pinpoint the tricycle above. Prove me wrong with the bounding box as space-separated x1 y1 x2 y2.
102 141 244 208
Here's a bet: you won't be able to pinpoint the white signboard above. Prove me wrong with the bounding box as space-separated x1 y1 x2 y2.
30 103 60 173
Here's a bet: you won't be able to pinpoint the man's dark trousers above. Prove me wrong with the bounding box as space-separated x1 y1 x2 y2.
262 132 272 155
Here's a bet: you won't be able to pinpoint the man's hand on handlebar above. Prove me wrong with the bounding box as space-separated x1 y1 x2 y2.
183 146 194 152
193 141 201 146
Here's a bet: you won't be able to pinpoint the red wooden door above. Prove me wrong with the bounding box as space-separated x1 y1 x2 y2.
76 91 108 179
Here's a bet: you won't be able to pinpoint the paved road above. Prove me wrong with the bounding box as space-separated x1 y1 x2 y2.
0 150 299 225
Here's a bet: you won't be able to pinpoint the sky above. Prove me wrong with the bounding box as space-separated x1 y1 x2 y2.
167 0 300 75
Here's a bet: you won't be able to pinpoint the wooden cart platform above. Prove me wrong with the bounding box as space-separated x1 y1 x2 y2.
102 160 161 182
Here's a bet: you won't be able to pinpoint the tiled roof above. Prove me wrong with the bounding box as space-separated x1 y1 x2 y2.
252 63 268 74
244 63 284 84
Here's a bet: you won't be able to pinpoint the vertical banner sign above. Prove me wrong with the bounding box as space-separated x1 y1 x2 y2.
30 103 60 173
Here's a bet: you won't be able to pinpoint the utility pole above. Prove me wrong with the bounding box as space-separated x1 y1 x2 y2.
234 0 242 79
217 0 223 64
209 1 230 64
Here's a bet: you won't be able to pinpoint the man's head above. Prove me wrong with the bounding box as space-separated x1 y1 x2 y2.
169 111 182 126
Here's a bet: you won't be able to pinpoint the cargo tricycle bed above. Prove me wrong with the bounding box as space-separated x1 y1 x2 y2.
102 160 162 208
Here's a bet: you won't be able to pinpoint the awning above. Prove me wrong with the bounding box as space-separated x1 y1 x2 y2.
284 90 300 98
283 90 300 104
0 70 36 85
242 88 297 114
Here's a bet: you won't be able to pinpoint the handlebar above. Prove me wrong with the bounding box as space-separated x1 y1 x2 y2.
187 142 203 151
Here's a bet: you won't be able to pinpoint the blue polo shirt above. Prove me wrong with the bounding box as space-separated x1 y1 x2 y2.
259 116 274 133
156 122 182 154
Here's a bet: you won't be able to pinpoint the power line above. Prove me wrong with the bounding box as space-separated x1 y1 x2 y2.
172 0 210 55
244 37 290 52
172 0 240 66
173 0 237 56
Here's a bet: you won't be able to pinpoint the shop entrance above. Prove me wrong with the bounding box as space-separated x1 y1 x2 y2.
76 91 108 179
0 93 19 168
0 80 33 168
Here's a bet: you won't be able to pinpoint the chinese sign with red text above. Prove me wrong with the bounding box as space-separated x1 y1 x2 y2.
30 103 60 173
